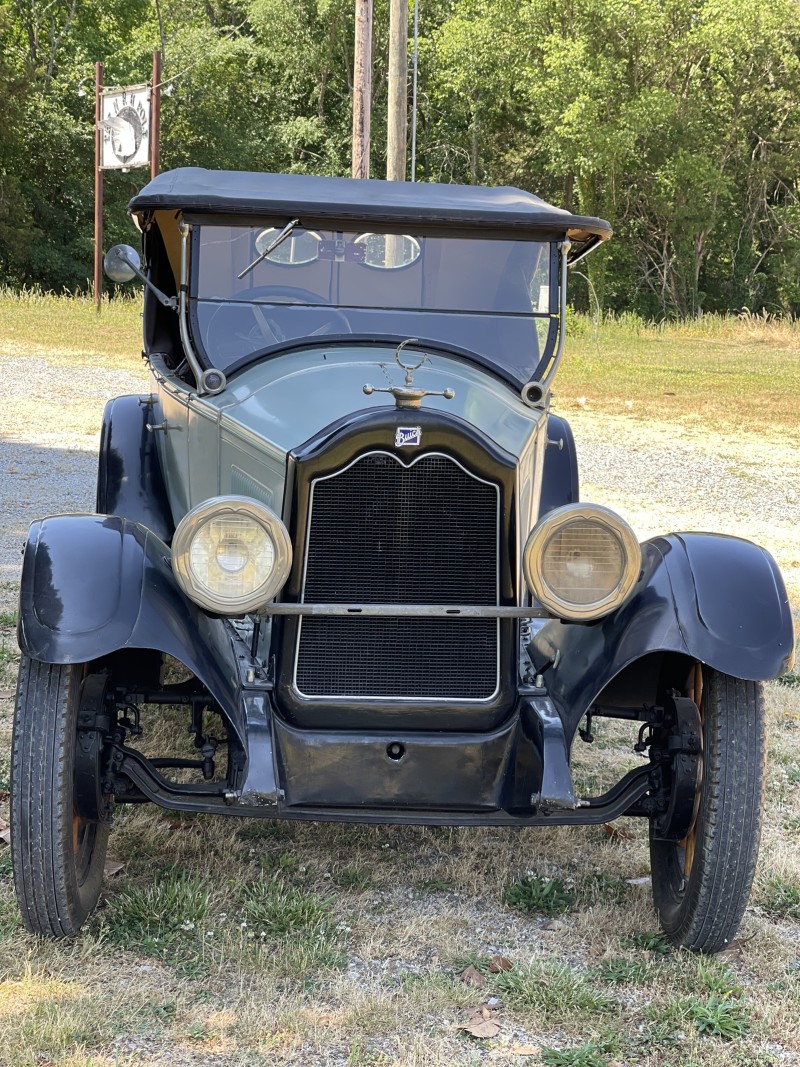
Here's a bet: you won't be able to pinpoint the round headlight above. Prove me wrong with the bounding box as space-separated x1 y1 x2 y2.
523 503 641 622
172 496 292 614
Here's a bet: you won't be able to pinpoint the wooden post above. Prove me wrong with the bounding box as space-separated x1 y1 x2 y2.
386 0 408 182
410 0 419 181
93 61 103 313
352 0 372 179
151 48 161 179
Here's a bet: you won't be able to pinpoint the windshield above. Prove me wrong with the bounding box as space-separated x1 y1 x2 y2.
190 223 554 384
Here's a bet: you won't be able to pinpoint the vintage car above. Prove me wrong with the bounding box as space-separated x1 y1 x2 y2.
10 169 795 950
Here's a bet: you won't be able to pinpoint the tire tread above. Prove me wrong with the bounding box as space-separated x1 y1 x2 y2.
651 668 764 953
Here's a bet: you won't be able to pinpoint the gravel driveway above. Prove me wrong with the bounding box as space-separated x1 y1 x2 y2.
1 354 148 581
1 354 798 612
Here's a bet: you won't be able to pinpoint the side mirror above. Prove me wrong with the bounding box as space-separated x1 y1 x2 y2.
103 244 141 284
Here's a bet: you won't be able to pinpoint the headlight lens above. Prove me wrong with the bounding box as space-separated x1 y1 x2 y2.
523 503 641 621
172 496 292 614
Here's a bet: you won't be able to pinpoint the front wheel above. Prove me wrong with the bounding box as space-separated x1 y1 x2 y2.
650 665 765 953
10 657 111 937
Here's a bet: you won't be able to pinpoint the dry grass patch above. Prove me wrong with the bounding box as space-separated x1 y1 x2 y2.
560 311 800 440
0 289 140 369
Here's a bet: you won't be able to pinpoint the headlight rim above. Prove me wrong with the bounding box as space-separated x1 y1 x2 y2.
523 502 641 622
172 495 292 615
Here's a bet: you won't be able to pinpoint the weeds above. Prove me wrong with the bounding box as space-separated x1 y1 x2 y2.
503 875 575 915
541 1036 620 1067
624 931 672 954
686 994 750 1039
100 867 211 965
760 876 800 919
238 877 333 935
595 958 655 984
492 959 613 1021
333 866 376 889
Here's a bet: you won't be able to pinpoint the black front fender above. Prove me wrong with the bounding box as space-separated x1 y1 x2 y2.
531 532 795 741
97 394 174 542
17 515 242 736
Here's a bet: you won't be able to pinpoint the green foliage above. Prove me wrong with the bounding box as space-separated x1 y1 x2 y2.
1 0 800 316
103 868 211 940
503 874 575 915
685 994 751 1039
333 866 377 889
595 958 655 985
624 931 672 955
541 1038 618 1067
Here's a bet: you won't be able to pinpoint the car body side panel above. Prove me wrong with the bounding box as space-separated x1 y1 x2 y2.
96 395 175 542
17 515 244 738
531 532 794 740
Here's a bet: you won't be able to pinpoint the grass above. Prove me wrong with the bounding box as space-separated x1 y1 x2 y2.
560 308 800 439
503 874 576 915
0 302 799 1064
1 291 799 438
0 287 141 370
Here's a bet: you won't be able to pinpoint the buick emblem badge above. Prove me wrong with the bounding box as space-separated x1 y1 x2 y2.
395 426 422 447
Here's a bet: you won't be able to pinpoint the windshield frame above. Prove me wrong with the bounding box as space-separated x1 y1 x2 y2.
185 218 561 389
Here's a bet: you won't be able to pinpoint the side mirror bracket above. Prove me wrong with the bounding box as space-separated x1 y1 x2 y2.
103 244 177 310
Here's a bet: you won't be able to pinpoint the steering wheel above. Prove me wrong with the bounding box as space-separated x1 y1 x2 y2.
205 285 351 357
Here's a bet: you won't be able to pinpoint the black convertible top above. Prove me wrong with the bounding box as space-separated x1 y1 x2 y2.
129 168 612 244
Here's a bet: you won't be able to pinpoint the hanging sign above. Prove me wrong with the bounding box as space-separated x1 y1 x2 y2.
99 85 150 170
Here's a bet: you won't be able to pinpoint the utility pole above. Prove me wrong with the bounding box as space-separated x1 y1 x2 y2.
352 0 372 179
386 0 408 182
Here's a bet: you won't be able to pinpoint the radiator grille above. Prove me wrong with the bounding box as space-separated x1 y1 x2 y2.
294 451 500 700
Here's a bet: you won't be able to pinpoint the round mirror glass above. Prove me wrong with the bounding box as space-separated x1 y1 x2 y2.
103 244 140 283
254 228 321 265
353 233 421 270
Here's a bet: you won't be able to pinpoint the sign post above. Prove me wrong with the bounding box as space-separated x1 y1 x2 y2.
94 69 156 312
151 49 161 179
93 62 103 313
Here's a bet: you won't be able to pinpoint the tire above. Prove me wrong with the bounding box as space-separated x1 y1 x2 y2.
10 657 111 937
650 665 765 953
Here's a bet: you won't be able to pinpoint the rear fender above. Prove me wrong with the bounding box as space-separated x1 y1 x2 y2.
530 532 795 741
17 515 242 741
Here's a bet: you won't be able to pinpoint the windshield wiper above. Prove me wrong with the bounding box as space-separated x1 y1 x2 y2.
237 218 300 280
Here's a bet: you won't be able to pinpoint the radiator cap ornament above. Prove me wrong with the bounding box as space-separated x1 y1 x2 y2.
363 338 455 409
